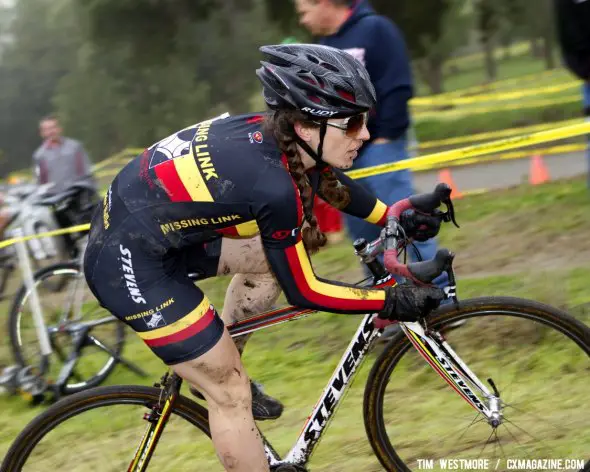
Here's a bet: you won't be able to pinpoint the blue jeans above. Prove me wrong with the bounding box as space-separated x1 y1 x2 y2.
344 136 448 287
583 83 590 188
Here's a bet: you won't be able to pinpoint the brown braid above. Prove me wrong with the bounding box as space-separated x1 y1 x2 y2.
264 110 350 254
318 166 351 210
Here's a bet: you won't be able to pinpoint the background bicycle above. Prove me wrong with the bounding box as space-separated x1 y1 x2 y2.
0 182 145 402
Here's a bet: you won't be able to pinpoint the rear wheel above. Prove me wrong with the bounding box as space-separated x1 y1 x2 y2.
0 385 218 472
364 296 590 472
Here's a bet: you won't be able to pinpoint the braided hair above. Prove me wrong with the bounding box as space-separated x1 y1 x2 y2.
265 110 351 254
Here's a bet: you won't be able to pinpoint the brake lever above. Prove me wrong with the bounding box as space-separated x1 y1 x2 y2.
441 199 460 228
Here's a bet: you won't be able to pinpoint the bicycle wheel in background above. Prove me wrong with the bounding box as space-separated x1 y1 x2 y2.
364 296 590 472
8 261 125 394
0 385 219 472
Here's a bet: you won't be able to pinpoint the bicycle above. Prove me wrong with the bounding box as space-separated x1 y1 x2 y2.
2 184 589 472
5 218 146 400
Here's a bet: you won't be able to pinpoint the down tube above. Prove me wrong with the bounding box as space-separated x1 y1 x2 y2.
285 313 381 465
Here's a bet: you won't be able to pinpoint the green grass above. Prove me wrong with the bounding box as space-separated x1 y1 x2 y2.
1 178 589 470
419 53 549 96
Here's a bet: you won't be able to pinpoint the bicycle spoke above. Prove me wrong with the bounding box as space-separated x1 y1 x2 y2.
476 428 497 460
495 429 509 461
502 417 558 455
443 413 487 451
503 402 571 433
499 422 536 460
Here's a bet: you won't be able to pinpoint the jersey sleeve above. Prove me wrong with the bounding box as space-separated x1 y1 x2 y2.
318 168 388 226
251 165 386 314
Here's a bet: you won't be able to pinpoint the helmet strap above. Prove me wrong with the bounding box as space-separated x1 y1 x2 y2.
295 122 328 165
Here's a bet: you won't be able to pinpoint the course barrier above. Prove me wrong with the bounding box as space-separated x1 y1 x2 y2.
413 69 566 101
413 95 581 119
411 81 580 107
346 121 590 180
416 118 584 150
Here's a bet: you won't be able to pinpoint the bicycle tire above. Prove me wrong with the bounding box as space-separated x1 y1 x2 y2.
0 384 210 472
363 296 590 472
8 261 126 394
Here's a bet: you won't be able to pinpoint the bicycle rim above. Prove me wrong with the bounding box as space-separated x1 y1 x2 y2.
0 385 217 472
9 262 125 393
364 296 590 472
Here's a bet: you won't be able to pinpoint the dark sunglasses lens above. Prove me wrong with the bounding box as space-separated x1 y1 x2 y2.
345 114 365 136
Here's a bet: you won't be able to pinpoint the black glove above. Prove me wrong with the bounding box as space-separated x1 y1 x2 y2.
400 209 443 242
379 285 445 322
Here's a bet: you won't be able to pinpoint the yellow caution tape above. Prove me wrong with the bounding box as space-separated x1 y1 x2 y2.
416 69 564 101
411 81 581 107
414 95 581 119
413 143 587 172
346 122 590 180
96 168 120 179
92 148 143 172
417 118 584 150
0 224 91 250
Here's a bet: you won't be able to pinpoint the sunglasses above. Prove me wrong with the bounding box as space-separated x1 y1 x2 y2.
313 113 368 138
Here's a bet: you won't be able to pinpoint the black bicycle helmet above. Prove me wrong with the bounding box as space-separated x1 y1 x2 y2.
256 43 376 119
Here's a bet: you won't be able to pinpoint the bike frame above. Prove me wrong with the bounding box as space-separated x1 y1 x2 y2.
224 294 498 467
131 284 503 470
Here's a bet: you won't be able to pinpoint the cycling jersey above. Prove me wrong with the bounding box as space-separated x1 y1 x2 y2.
84 112 388 364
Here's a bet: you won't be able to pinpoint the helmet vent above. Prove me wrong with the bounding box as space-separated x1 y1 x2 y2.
306 54 320 64
335 87 355 102
319 61 339 72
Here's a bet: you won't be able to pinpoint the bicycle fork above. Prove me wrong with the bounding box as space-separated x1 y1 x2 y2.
402 320 503 427
127 373 182 472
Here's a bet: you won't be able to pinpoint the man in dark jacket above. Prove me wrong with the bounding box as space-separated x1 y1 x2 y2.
554 0 590 186
296 0 444 282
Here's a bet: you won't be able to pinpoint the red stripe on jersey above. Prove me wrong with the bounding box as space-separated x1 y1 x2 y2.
153 160 192 202
281 154 303 226
216 226 239 237
143 309 216 348
284 245 385 312
246 115 265 124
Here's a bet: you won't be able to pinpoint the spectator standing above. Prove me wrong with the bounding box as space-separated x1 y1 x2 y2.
295 0 445 280
554 0 590 187
33 115 96 194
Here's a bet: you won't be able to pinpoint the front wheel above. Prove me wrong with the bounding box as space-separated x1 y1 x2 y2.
8 261 125 394
364 296 590 472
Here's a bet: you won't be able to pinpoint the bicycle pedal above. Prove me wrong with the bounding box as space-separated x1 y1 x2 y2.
0 365 21 396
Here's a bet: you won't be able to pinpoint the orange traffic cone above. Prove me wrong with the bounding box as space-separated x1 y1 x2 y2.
529 153 550 185
437 168 463 199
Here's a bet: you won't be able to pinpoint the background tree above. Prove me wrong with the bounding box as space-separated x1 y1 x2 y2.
0 0 283 173
476 0 501 82
376 0 471 94
0 0 79 175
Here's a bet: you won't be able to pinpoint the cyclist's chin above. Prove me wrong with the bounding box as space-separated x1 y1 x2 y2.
324 154 354 170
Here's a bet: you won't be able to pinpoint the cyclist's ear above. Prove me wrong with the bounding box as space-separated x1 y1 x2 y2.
294 121 316 142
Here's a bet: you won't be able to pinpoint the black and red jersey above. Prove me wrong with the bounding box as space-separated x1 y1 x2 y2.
96 112 388 314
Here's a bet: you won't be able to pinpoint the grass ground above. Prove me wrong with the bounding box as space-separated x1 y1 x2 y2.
1 177 589 470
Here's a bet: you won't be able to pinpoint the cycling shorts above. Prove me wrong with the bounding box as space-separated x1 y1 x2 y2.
84 216 225 365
